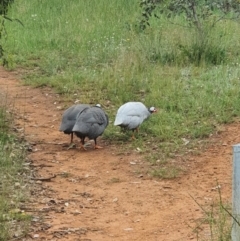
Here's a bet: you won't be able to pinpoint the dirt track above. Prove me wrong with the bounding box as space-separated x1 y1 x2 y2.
0 67 235 240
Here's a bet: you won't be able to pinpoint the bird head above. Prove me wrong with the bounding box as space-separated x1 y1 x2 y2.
149 107 157 113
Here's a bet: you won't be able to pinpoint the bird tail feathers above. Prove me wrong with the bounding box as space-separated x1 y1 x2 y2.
114 118 123 126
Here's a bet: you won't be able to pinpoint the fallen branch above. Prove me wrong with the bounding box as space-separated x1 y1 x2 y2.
31 174 56 181
30 164 54 168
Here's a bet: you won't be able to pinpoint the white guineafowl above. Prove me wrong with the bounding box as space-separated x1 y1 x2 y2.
114 102 157 139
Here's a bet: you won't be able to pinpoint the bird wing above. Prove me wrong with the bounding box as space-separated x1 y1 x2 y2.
59 104 90 132
114 102 149 127
73 107 108 138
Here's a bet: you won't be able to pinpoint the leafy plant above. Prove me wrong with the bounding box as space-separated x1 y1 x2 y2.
0 0 22 65
0 108 31 240
140 0 240 30
139 0 240 65
190 185 233 240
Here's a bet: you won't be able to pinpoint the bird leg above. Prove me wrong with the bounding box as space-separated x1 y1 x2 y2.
94 138 103 149
131 131 136 140
70 133 73 143
65 133 76 149
131 127 139 140
80 137 87 151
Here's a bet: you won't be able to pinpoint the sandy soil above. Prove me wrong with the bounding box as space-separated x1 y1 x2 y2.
0 67 236 241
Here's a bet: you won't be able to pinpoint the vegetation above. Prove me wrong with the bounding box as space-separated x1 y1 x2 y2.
1 1 238 239
0 0 21 65
0 97 31 240
3 0 240 176
190 188 232 241
139 0 240 65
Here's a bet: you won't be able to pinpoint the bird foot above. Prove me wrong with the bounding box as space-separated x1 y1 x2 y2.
95 145 103 149
67 143 76 150
80 145 87 151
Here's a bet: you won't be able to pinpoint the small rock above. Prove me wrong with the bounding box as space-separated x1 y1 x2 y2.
33 234 40 238
14 231 22 238
134 219 140 222
124 228 133 231
181 138 190 145
72 210 81 215
15 182 21 187
32 216 40 222
65 202 69 207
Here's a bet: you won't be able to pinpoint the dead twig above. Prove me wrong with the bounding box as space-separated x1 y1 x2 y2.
31 174 56 181
30 164 54 168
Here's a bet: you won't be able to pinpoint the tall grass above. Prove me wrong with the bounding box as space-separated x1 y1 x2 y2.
0 95 31 240
4 0 240 173
190 189 232 241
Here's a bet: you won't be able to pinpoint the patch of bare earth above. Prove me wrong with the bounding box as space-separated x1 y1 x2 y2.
0 67 235 241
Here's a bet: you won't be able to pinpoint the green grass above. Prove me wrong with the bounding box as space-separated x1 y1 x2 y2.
0 97 31 240
190 189 232 241
3 0 240 177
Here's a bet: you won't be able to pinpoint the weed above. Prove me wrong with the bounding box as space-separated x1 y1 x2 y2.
0 93 30 240
190 185 232 241
59 172 72 178
107 177 121 184
151 166 181 179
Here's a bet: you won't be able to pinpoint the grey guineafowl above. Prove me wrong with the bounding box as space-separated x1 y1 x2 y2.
59 104 90 143
72 105 108 150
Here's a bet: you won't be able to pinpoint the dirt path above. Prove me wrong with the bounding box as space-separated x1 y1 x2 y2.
0 67 235 240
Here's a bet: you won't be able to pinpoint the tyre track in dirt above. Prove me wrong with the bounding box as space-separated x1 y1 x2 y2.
0 67 235 241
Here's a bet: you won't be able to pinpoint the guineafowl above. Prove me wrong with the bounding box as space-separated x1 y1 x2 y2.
59 104 90 143
114 102 156 139
72 105 108 150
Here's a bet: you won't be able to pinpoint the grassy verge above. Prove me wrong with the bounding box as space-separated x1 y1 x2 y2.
0 95 31 240
3 0 240 178
190 188 232 241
